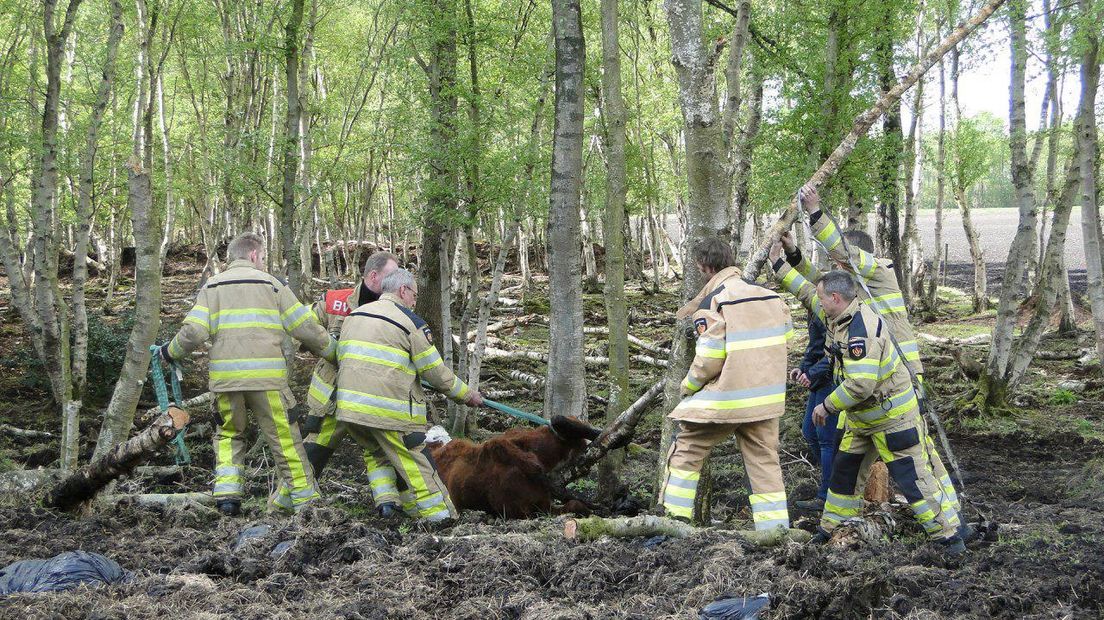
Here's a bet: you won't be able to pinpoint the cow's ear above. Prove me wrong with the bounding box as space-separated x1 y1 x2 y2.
551 415 602 442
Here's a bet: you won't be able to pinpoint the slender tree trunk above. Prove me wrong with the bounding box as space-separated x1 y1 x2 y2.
875 0 904 282
597 0 630 501
949 45 987 313
94 0 166 457
280 0 305 296
544 0 587 422
1076 0 1103 365
928 41 948 309
979 0 1040 408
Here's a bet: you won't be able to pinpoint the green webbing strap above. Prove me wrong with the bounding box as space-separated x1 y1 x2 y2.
806 194 966 498
149 345 192 465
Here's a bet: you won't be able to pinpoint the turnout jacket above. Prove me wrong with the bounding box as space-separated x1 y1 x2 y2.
672 266 793 424
166 259 337 393
772 257 919 431
304 282 379 411
335 293 471 432
800 210 924 376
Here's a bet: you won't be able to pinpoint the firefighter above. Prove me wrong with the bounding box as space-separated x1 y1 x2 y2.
791 183 966 539
160 232 337 516
769 247 965 555
335 268 484 523
277 251 415 517
659 238 794 531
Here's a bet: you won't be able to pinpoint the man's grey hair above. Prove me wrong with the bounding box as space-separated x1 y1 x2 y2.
363 250 398 276
819 270 857 301
227 232 265 261
381 268 416 294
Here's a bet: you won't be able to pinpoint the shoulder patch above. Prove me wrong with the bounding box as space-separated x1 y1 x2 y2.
698 285 726 310
394 302 429 329
324 288 356 316
848 314 868 339
421 324 434 343
848 337 867 360
694 317 708 336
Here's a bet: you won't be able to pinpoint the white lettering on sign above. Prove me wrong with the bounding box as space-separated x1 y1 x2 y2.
332 299 349 314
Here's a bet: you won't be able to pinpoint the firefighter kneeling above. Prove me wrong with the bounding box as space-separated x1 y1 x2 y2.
769 247 965 555
334 268 484 523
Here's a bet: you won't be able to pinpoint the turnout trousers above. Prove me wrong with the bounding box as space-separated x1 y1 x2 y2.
822 411 960 540
212 390 320 512
660 418 789 530
344 423 456 522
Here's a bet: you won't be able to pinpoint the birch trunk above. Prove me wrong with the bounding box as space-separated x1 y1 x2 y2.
980 0 1040 408
280 0 306 296
544 0 587 422
950 45 988 313
1076 0 1104 365
598 0 630 502
93 0 166 457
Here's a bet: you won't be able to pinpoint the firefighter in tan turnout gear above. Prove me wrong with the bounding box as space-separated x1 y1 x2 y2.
160 233 337 516
792 184 967 541
659 238 794 530
335 268 484 523
768 243 966 555
275 251 419 518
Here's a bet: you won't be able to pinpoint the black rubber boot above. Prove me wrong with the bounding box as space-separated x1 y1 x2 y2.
957 522 978 543
216 499 241 517
939 535 966 557
808 529 831 545
377 502 402 519
304 443 334 477
795 498 826 511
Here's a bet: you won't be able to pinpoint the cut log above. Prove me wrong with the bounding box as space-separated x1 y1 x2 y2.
1036 348 1092 360
563 515 813 546
864 461 890 504
0 424 55 439
45 407 190 511
582 326 671 356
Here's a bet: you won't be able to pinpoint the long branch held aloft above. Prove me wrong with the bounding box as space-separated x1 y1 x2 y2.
742 0 1008 282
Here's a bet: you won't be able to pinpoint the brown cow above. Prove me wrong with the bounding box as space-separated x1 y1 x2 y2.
427 415 601 519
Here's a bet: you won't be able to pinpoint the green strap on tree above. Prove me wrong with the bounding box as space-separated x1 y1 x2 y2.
148 345 191 465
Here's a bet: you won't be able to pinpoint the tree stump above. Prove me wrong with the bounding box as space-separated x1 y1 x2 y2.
45 407 189 511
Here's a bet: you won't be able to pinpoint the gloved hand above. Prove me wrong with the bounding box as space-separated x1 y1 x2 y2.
157 343 173 365
300 414 323 435
684 325 697 342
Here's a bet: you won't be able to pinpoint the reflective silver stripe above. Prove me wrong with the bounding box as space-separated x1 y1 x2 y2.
417 494 446 511
447 378 467 399
665 476 698 490
215 312 283 329
826 495 863 509
322 339 338 360
726 324 791 342
697 337 724 350
752 500 788 514
850 389 916 422
899 340 921 355
754 519 789 531
686 383 787 402
368 469 396 483
421 509 452 523
290 487 318 500
213 483 242 495
215 466 241 477
210 358 287 372
663 494 695 508
413 350 442 370
282 304 311 329
843 362 880 375
273 493 293 509
336 389 424 415
310 374 334 399
338 342 415 371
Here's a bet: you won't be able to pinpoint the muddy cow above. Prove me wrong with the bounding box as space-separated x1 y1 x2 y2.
427 415 601 519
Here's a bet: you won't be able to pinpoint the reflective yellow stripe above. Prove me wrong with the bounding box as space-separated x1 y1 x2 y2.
682 376 702 392
267 391 310 495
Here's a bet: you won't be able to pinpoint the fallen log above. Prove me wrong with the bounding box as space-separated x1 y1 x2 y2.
563 515 813 546
45 407 190 511
0 424 55 439
97 492 215 508
552 380 666 485
742 0 1008 281
0 469 62 494
503 369 609 406
582 326 671 356
1036 348 1092 360
482 347 668 369
918 333 991 346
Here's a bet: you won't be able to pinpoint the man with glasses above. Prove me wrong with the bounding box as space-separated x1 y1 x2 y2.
334 268 484 522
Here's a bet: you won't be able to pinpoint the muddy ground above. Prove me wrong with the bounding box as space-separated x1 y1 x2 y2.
1 254 1103 619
